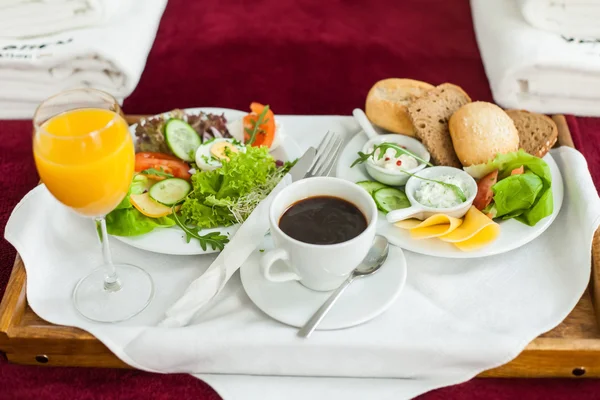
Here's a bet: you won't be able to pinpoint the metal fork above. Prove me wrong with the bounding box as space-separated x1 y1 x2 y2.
305 131 344 178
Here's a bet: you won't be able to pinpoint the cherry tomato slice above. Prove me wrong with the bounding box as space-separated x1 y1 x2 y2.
135 153 191 180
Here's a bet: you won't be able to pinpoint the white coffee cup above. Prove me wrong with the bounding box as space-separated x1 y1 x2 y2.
259 177 378 291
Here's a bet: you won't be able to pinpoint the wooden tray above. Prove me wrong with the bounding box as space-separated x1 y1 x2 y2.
2 115 600 377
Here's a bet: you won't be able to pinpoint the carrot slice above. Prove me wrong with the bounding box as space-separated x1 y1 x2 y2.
243 103 275 148
511 166 525 175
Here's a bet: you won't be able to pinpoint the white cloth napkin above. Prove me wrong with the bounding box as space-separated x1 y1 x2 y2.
160 174 293 328
0 0 167 119
518 0 600 39
4 115 600 400
0 0 121 39
471 0 600 117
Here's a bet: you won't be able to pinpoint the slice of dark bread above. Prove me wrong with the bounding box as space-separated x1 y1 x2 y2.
408 83 471 168
505 110 558 158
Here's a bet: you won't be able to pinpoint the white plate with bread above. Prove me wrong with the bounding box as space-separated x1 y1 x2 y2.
337 79 564 258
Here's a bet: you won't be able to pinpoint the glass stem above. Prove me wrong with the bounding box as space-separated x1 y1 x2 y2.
95 217 122 292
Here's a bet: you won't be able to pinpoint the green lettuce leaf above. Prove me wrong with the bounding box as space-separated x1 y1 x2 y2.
181 146 280 228
488 149 553 226
180 197 236 229
114 174 152 210
106 208 175 236
492 172 543 217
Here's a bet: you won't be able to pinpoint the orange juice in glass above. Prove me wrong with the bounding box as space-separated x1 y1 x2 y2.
33 89 153 323
34 108 134 217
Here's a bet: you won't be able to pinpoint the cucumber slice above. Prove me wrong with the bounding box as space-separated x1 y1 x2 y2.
148 178 191 206
373 187 410 213
356 180 388 194
164 119 201 161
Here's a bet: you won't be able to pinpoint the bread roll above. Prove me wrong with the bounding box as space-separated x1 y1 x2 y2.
449 102 519 166
365 78 434 136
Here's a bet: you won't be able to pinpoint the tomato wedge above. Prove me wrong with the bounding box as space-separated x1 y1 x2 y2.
135 152 191 180
243 102 276 148
473 170 498 211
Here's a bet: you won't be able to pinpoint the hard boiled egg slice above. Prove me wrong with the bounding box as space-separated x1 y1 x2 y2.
195 138 246 171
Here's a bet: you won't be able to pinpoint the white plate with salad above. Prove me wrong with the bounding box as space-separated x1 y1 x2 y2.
107 105 302 255
336 131 565 258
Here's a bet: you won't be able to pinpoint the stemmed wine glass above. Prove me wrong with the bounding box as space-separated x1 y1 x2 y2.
33 88 154 323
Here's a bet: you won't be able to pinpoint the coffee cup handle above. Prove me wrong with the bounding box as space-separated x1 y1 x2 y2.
259 248 302 283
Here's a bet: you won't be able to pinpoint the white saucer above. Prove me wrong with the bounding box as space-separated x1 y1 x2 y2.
240 237 407 330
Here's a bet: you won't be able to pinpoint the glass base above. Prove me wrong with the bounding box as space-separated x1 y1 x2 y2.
73 264 154 323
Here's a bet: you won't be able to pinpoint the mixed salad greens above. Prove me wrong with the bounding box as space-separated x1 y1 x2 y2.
107 104 291 251
354 145 553 227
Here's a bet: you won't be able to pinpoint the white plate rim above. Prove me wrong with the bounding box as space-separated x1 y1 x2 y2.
335 131 565 259
240 241 408 330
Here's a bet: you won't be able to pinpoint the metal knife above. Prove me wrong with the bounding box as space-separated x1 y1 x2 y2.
160 147 317 327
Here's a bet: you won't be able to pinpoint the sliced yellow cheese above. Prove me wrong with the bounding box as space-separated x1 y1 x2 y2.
394 219 421 229
395 214 462 240
452 224 500 252
439 206 500 251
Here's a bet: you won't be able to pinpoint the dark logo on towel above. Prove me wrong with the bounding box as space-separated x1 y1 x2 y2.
561 35 600 44
0 38 73 60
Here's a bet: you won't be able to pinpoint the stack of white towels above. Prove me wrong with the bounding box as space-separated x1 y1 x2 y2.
0 0 167 119
471 0 600 117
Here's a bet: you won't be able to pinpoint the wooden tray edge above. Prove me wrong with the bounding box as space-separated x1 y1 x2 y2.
1 114 600 378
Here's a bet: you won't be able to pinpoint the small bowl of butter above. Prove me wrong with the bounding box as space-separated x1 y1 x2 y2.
385 166 477 223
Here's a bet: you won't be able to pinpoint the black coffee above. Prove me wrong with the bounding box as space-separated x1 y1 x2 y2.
278 196 367 245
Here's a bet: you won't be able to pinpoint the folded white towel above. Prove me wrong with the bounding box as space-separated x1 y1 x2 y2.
0 0 120 39
472 0 600 117
519 0 600 39
0 0 166 119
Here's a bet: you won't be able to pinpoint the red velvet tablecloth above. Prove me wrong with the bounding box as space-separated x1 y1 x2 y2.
2 0 600 398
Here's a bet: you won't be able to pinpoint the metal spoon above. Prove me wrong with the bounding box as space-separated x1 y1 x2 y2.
297 235 390 338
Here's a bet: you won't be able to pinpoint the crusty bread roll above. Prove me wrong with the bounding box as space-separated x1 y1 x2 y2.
365 78 434 136
449 102 519 166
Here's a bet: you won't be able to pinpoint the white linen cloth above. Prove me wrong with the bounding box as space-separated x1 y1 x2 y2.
0 0 121 39
160 174 293 328
0 0 167 119
519 0 600 39
5 115 600 400
472 0 600 117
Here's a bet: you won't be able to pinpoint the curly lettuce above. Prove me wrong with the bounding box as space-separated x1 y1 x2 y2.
180 146 285 228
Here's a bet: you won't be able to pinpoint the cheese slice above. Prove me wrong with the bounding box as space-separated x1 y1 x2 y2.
439 206 500 251
395 214 463 239
394 219 421 229
452 224 500 252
